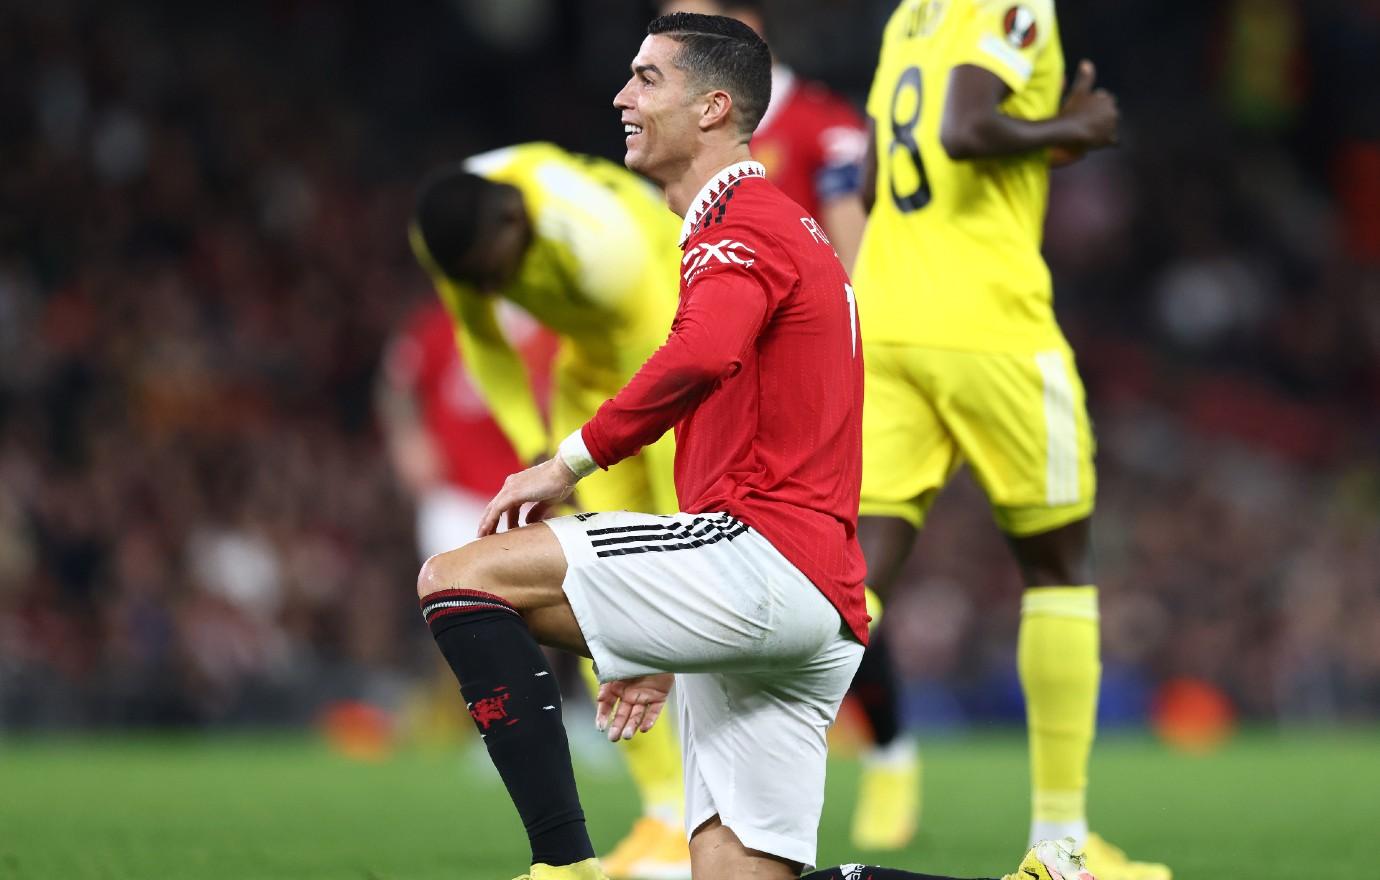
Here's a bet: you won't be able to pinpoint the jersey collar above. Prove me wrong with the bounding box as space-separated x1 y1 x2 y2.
678 160 767 248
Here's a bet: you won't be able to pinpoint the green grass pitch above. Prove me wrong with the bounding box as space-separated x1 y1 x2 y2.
1 728 1375 879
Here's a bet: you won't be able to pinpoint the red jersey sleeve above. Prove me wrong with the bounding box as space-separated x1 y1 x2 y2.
580 229 794 469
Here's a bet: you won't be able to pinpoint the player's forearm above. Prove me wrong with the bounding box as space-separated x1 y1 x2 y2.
375 377 443 494
374 371 419 434
580 334 731 468
580 364 713 470
581 278 767 469
940 110 1085 161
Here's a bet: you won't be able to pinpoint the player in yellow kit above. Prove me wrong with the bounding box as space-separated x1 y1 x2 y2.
410 142 689 880
853 2 1168 878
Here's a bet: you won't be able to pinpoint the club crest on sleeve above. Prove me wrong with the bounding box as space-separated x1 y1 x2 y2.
1003 5 1038 49
681 239 757 282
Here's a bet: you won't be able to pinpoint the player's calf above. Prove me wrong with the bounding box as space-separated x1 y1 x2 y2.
688 817 800 880
417 528 596 870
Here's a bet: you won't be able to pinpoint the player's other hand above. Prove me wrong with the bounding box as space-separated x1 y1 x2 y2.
477 458 579 536
1058 59 1119 152
596 673 674 742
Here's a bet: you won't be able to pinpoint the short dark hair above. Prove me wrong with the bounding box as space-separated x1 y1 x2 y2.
413 166 505 279
647 12 772 136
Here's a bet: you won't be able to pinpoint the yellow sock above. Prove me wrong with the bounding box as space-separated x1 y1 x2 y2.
1018 585 1099 843
579 659 684 825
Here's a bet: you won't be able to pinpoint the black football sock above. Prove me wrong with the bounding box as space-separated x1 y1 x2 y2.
422 589 594 867
802 867 998 880
851 627 902 747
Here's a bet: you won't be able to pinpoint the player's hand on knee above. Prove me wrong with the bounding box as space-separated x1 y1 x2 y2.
596 673 673 742
478 458 580 536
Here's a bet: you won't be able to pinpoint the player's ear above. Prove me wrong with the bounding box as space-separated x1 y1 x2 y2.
699 89 734 132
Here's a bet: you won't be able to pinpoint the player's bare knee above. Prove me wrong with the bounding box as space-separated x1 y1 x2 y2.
416 552 449 601
414 540 527 609
416 542 501 602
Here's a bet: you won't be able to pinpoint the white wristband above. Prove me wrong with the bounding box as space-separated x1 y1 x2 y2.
557 428 598 479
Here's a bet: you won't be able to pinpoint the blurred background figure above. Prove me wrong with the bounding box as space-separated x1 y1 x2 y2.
0 0 1377 874
377 297 554 562
847 0 1162 876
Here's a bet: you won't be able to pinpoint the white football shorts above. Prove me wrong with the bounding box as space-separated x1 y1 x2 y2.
543 510 864 870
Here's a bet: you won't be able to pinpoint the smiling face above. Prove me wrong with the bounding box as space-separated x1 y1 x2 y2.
612 34 704 184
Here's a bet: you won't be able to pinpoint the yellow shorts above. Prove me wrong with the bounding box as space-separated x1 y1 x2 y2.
859 343 1096 536
549 348 679 516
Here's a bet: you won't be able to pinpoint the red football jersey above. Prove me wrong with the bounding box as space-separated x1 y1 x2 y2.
580 161 868 644
751 67 868 219
384 301 555 495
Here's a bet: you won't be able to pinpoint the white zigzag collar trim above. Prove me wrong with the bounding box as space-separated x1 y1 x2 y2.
678 160 767 248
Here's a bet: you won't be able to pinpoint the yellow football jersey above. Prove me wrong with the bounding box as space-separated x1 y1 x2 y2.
410 142 681 462
854 0 1066 352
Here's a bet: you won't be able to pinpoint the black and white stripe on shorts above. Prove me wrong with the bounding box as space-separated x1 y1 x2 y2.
586 514 748 558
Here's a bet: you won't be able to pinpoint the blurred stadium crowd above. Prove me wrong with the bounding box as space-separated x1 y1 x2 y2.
1 0 1376 730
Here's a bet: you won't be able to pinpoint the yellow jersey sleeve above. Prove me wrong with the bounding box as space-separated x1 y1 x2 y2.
408 225 549 463
949 0 1056 93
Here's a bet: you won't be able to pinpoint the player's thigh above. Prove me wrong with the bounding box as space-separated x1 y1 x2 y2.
859 343 959 529
545 510 843 683
934 347 1097 537
418 523 566 604
416 524 589 656
677 630 862 871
